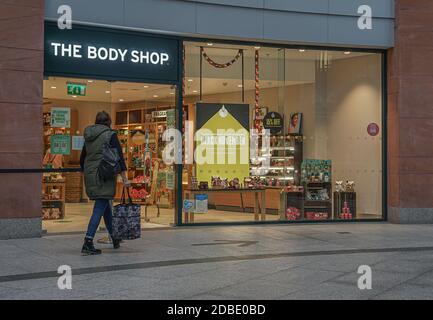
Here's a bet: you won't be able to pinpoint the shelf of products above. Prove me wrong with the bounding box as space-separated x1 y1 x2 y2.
42 173 66 220
250 134 303 187
303 182 332 220
114 107 176 208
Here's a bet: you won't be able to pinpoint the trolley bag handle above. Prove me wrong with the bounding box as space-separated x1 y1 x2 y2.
120 187 133 205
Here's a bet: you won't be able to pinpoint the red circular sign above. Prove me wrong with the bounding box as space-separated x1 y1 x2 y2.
367 123 380 136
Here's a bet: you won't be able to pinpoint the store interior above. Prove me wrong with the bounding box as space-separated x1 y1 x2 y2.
41 41 383 234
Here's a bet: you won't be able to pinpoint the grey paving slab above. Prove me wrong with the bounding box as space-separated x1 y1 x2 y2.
2 223 433 299
408 271 433 287
299 252 397 273
209 279 303 300
330 270 416 293
2 286 96 300
372 283 433 300
147 269 264 299
115 261 239 281
372 259 433 275
256 266 344 287
281 282 376 300
72 273 159 295
0 286 24 300
186 293 234 300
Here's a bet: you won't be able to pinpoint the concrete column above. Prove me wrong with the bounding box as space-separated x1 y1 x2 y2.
388 0 433 223
0 0 45 238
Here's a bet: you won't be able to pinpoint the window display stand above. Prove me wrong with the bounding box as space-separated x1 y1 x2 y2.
42 181 66 220
250 134 303 187
334 191 356 219
303 182 332 220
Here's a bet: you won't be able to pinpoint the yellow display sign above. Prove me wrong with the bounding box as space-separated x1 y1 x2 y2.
195 104 250 184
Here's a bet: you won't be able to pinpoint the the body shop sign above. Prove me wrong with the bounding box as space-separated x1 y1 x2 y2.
44 23 179 82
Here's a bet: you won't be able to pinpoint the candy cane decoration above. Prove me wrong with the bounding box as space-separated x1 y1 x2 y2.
254 49 261 132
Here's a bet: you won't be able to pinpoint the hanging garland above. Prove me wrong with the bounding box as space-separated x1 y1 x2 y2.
254 49 261 132
201 47 243 69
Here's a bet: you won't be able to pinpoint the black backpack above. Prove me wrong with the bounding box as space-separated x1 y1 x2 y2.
98 133 121 181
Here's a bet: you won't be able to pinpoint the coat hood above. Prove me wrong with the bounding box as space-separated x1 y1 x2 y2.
83 124 111 142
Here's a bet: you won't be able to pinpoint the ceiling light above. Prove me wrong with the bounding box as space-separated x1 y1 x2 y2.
299 49 306 52
344 51 351 55
254 46 261 50
237 84 243 88
87 80 93 83
207 43 213 46
72 95 77 98
187 79 193 82
143 85 149 88
105 90 111 94
192 90 198 93
119 99 124 102
169 92 175 95
51 86 57 89
153 95 158 98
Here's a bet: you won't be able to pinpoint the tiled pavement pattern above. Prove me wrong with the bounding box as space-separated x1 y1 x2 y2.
2 223 433 300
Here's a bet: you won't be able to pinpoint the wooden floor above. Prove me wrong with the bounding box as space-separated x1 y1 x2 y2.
42 202 281 234
42 202 380 234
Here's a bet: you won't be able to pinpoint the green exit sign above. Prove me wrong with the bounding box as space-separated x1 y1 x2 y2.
67 83 87 96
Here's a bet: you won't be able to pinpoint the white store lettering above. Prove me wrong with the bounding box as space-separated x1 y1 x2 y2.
87 46 128 61
51 42 170 65
131 50 170 65
51 43 82 58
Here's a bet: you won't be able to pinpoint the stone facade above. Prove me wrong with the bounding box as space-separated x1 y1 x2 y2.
0 0 44 238
388 0 433 223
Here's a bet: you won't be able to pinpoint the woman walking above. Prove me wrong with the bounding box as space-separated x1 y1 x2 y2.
80 111 130 255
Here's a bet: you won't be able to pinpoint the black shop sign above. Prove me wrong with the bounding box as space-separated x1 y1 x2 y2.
44 23 180 83
263 112 283 134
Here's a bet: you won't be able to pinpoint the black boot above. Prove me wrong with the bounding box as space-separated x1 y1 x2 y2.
112 237 121 249
81 238 102 255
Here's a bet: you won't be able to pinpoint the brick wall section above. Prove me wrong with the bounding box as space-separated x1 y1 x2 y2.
0 0 44 219
389 0 433 219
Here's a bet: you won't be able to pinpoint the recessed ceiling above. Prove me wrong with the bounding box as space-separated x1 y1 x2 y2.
43 43 375 103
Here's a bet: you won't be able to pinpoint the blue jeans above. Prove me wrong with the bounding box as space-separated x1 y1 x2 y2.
85 199 113 240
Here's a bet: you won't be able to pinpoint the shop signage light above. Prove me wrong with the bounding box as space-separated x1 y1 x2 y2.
44 23 179 82
50 43 170 66
67 83 86 96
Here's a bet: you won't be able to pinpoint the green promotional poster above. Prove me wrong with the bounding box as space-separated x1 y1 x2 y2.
51 107 71 128
195 103 250 184
166 109 176 129
50 135 71 155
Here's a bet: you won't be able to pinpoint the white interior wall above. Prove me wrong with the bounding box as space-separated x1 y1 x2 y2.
324 54 382 216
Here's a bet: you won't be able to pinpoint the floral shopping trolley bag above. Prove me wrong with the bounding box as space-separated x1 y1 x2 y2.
113 188 141 240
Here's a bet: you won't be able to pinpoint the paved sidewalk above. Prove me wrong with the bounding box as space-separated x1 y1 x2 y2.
1 223 433 300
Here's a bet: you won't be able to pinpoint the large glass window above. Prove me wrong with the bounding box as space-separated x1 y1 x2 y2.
182 41 383 223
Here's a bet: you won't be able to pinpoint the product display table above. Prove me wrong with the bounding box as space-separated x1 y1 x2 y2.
184 188 266 223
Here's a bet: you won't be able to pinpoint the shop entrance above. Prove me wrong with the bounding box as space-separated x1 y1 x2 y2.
42 77 178 233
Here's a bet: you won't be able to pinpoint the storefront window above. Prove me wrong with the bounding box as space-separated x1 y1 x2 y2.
42 77 178 233
182 41 383 223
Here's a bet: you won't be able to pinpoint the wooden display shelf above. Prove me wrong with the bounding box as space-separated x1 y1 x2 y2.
42 181 66 220
184 188 266 223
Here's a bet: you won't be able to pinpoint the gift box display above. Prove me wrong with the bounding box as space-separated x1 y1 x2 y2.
286 207 301 220
305 212 329 220
301 159 332 183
